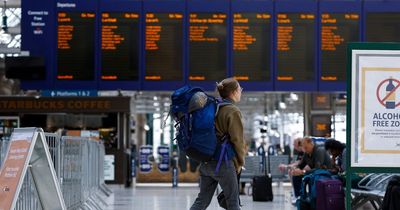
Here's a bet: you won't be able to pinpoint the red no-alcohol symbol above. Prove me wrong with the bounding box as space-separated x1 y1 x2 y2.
376 78 400 108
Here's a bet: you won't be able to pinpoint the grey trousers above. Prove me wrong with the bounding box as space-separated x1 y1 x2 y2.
190 160 240 210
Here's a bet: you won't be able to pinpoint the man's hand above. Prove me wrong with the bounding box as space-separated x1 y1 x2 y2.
278 164 287 172
291 168 304 176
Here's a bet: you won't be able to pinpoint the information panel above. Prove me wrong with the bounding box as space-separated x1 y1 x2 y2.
145 13 183 81
321 13 359 81
351 48 400 167
189 13 227 81
57 12 95 80
276 13 315 81
101 12 139 81
366 13 400 42
233 13 271 81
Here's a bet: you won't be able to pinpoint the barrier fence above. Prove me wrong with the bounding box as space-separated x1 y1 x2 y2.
0 133 111 210
0 136 10 168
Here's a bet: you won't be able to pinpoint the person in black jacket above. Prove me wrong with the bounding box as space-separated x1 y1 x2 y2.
383 176 400 210
324 139 346 174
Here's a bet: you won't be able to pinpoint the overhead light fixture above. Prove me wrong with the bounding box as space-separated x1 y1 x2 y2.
0 30 11 44
279 102 286 109
290 93 298 101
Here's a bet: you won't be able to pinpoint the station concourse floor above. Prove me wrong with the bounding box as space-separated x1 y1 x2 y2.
105 183 297 210
104 183 376 210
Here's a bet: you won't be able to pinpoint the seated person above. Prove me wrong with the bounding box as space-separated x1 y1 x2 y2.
287 137 332 203
279 138 304 171
278 138 305 199
324 139 346 174
290 137 333 176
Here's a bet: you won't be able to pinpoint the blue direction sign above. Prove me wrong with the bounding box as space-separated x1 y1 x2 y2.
157 146 170 173
139 145 153 173
42 90 98 97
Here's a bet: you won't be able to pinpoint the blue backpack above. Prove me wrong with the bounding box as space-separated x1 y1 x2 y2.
298 169 334 209
170 85 236 171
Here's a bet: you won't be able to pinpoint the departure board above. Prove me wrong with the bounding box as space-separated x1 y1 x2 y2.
276 13 315 81
233 13 271 81
321 13 359 81
101 12 139 81
189 13 227 81
366 13 400 42
145 13 183 81
57 12 95 80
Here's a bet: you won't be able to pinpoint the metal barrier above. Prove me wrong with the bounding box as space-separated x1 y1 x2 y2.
268 155 290 180
0 136 11 168
240 156 266 183
60 136 110 210
0 132 110 210
15 171 43 210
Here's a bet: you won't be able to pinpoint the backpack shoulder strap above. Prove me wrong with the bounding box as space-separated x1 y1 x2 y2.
215 99 233 116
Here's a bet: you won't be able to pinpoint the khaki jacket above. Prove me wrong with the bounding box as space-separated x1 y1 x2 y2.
215 103 246 172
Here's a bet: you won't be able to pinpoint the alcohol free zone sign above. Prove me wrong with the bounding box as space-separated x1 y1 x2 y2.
351 50 400 167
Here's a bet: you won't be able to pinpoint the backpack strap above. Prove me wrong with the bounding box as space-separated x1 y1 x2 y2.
214 135 230 175
215 98 232 117
300 174 312 199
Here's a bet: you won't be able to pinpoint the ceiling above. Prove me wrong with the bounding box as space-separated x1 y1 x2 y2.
6 0 20 8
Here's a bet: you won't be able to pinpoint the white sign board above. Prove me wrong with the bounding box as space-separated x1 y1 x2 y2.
104 155 115 181
0 128 66 210
351 50 400 167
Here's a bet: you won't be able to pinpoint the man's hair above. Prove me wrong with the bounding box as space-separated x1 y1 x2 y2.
302 136 314 144
294 138 303 147
324 139 345 152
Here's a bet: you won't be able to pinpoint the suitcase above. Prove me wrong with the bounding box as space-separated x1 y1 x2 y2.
252 175 273 201
316 179 345 210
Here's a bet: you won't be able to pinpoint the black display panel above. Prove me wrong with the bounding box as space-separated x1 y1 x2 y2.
276 13 315 81
189 13 227 81
233 13 271 81
366 13 400 42
145 13 183 81
101 12 139 81
5 57 46 80
57 12 95 80
321 13 359 82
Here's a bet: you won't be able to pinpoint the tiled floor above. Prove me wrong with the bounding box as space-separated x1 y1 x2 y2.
105 184 296 210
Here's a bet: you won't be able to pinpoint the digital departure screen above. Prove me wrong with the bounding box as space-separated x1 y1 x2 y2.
321 13 359 81
101 12 139 81
189 13 227 81
145 13 183 81
276 13 315 81
366 13 400 42
57 12 95 80
233 13 271 81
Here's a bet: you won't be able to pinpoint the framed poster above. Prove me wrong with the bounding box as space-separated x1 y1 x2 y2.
350 44 400 167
